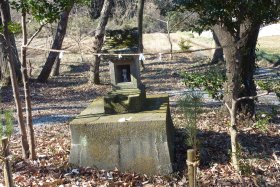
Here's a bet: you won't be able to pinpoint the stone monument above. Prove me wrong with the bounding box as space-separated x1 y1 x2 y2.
104 50 146 114
69 49 174 175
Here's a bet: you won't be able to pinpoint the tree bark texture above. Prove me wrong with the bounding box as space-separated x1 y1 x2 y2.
37 5 73 83
2 138 14 187
90 0 113 84
0 34 10 85
0 0 30 158
213 24 241 106
21 11 36 160
0 0 21 83
137 0 145 69
213 20 260 116
167 20 173 60
213 24 243 172
229 100 239 171
211 29 224 64
89 0 105 19
238 21 260 116
213 20 261 171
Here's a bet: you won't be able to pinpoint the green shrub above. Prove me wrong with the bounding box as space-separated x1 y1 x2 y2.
256 50 280 66
181 67 226 100
178 91 203 150
0 109 14 139
104 28 138 49
256 80 280 99
178 38 192 51
239 159 253 176
253 112 271 132
0 22 21 36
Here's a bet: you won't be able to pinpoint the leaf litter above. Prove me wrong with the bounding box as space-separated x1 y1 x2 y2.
0 53 279 186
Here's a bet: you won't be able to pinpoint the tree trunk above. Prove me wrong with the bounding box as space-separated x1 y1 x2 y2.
229 100 239 171
2 138 14 187
213 25 241 106
0 34 9 85
51 56 60 76
91 55 101 84
90 0 113 84
0 1 21 82
213 20 261 171
137 0 145 69
37 5 73 83
213 24 243 172
21 11 36 160
211 29 224 64
167 20 173 60
223 43 241 172
214 21 260 116
0 1 30 158
238 21 260 116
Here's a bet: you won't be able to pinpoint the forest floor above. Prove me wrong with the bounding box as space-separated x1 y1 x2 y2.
1 34 280 186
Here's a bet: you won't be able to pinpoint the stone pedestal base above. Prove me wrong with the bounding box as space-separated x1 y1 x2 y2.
69 95 174 175
104 86 146 114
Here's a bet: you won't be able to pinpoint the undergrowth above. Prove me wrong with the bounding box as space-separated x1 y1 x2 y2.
181 66 226 100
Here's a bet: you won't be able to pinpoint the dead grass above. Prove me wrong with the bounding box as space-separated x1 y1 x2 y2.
258 36 280 54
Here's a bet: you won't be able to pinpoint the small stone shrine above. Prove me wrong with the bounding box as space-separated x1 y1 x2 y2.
104 49 146 114
69 49 174 175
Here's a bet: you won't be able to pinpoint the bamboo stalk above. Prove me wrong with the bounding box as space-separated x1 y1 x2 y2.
187 149 195 187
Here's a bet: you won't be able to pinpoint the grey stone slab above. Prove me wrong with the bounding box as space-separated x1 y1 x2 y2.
69 95 174 175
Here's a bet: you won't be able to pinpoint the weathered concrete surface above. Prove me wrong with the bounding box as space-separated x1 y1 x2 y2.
108 53 141 90
104 86 146 114
69 95 174 175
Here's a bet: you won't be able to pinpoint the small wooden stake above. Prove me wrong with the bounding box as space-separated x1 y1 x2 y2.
2 137 14 187
187 149 195 187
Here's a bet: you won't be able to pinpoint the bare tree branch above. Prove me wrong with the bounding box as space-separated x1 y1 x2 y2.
169 12 196 32
225 102 232 114
26 24 46 46
236 91 269 102
145 14 167 23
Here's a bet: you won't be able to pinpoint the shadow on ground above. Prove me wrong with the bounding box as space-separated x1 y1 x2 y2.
174 128 280 172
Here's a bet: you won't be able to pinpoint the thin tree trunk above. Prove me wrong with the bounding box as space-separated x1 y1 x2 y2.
0 1 21 82
229 100 239 171
0 1 30 158
211 29 224 64
2 138 14 187
0 34 9 85
90 0 113 84
224 45 241 171
21 11 36 160
91 55 101 84
167 20 173 60
137 0 145 69
37 4 73 83
28 59 32 77
224 44 241 171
